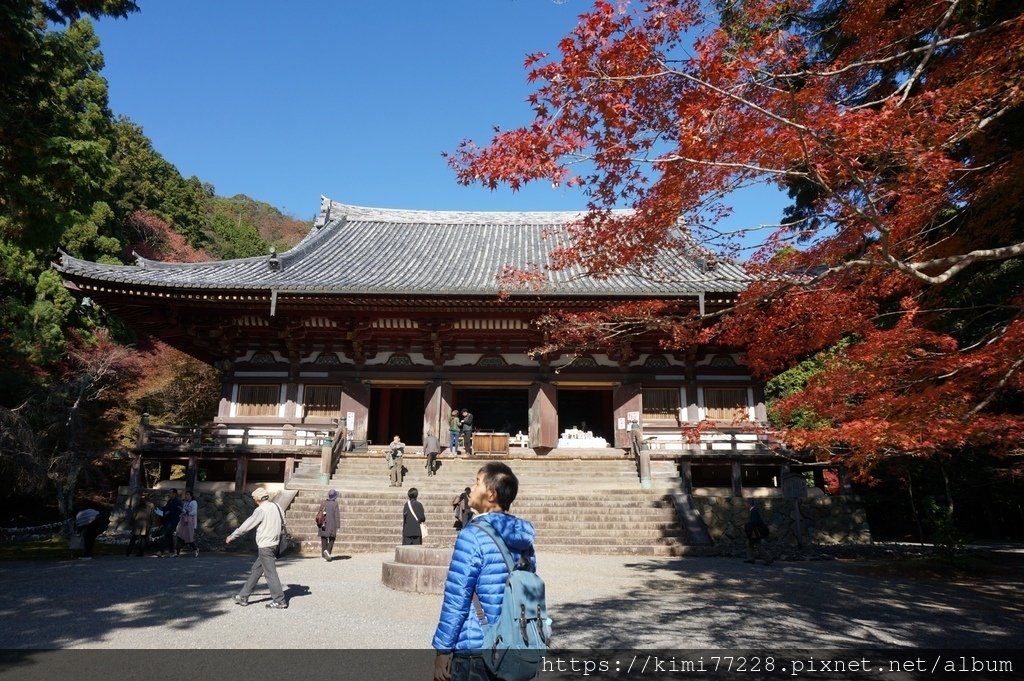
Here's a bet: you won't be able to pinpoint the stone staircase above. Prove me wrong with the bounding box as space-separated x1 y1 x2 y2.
283 452 686 556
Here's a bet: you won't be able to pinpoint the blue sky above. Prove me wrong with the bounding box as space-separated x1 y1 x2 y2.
93 1 788 234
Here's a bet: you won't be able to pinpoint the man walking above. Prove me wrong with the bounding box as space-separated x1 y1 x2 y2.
225 488 288 609
744 501 774 565
424 430 441 476
432 462 537 681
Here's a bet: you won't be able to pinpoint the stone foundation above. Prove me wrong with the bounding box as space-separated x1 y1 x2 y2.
691 495 871 550
381 546 452 593
107 489 259 551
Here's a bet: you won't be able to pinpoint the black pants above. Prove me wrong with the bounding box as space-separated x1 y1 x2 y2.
450 654 501 681
320 535 336 555
462 430 473 455
126 533 148 557
161 519 179 553
81 521 102 557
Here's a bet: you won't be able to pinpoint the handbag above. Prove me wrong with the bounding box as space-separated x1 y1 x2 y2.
273 502 295 558
407 501 427 538
315 502 326 529
69 532 85 551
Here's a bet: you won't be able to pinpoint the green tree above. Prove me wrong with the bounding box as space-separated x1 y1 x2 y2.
1 6 134 374
110 118 212 249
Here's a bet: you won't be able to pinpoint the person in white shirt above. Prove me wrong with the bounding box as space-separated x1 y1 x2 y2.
225 488 288 609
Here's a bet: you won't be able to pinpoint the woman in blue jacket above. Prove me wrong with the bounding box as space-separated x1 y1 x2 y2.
432 462 537 681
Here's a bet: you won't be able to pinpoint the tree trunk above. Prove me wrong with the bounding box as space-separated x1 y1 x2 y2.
905 467 925 545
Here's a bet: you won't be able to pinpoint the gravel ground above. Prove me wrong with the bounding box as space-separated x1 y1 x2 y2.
1 549 1022 650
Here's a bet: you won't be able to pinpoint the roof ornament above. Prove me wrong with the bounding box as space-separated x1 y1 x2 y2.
267 246 281 271
131 250 145 268
314 195 332 229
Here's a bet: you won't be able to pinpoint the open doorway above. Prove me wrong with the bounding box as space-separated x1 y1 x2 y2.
557 388 614 443
370 387 422 446
452 388 529 435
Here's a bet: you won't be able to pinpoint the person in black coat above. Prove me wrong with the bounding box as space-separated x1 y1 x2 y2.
744 501 774 565
402 487 426 545
158 489 183 556
318 488 342 561
460 409 474 456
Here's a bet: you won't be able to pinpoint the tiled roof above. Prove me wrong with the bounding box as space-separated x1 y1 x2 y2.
55 197 751 297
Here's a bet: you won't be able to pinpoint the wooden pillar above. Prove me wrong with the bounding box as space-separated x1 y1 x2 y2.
528 382 558 450
341 381 371 443
185 455 198 492
838 465 852 495
731 460 743 497
680 460 693 494
424 381 443 439
129 454 143 491
440 382 455 418
752 383 768 422
159 460 172 483
217 379 233 419
234 456 248 492
612 382 642 449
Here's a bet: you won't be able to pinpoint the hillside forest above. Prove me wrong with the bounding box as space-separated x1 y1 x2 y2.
0 1 307 524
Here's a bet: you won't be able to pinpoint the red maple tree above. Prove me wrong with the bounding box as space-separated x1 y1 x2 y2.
448 0 1024 475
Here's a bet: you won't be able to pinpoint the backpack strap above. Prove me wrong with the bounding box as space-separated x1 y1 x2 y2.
472 519 516 572
470 519 516 629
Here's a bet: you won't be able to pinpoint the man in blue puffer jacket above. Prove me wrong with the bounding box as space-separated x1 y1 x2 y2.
432 462 536 681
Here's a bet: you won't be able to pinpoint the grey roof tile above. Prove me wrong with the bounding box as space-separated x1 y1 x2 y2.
55 198 751 296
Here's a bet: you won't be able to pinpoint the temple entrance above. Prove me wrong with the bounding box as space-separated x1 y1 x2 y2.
452 388 529 436
557 388 614 444
370 387 422 446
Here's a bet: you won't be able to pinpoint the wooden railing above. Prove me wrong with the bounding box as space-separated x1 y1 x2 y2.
137 423 334 452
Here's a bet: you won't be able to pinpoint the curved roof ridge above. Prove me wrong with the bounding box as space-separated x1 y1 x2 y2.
317 196 630 226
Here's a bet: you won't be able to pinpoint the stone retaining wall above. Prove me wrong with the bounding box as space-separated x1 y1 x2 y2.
692 495 871 550
108 489 258 551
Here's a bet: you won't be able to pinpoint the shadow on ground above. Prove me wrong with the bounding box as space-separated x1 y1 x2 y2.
0 548 307 650
550 554 1024 648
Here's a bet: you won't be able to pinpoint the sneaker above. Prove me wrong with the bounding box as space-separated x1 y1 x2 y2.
322 549 330 561
265 601 288 609
194 548 199 557
232 595 248 607
78 556 93 560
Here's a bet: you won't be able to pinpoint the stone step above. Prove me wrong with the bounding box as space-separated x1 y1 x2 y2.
292 522 684 540
292 524 684 540
286 493 676 504
289 514 679 525
302 540 681 556
286 498 676 509
285 457 688 556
